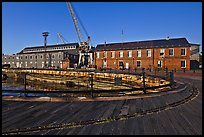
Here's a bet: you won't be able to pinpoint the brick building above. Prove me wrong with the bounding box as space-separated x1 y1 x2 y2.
94 38 199 71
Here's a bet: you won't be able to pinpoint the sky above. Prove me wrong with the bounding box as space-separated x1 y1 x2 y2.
2 2 202 55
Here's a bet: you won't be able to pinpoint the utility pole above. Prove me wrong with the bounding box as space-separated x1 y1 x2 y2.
42 32 49 68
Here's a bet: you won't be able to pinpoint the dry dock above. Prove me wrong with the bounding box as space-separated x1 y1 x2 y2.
2 76 202 135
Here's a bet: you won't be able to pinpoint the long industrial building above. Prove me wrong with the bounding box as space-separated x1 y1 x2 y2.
94 37 200 70
2 43 79 69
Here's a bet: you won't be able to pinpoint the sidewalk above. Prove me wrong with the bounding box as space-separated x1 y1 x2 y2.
174 71 202 80
143 69 202 80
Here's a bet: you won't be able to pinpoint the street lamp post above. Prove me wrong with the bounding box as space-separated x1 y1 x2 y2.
142 68 146 94
42 32 49 68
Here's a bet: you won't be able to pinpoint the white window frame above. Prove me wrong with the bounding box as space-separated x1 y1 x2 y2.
111 51 115 58
119 51 123 58
136 60 141 68
127 50 132 58
146 49 151 57
125 63 129 69
137 50 141 57
169 48 174 56
96 52 99 59
181 60 186 68
160 49 165 57
181 48 186 56
103 59 107 67
103 51 107 58
158 60 162 68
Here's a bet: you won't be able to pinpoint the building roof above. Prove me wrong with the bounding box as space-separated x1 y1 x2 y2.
18 43 79 54
95 38 191 51
17 49 79 55
23 43 79 50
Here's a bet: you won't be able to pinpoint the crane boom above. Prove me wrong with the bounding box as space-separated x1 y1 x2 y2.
57 32 66 44
66 2 84 44
66 2 93 68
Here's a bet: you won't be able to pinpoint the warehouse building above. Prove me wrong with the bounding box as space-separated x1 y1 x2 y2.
94 38 200 71
2 43 79 69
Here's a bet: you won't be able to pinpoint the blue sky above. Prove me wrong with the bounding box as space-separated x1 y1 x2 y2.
2 2 202 54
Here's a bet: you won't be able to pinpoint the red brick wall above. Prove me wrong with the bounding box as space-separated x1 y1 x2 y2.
62 58 70 69
94 46 190 70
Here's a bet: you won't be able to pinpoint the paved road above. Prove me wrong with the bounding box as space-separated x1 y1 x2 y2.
2 76 202 135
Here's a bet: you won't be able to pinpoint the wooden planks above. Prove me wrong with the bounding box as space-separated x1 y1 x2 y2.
2 77 202 135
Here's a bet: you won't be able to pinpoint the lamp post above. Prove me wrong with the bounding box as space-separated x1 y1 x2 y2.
42 32 49 68
142 68 146 94
35 53 37 69
89 73 94 98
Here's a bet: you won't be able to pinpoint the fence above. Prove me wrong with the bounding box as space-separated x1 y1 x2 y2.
2 68 173 98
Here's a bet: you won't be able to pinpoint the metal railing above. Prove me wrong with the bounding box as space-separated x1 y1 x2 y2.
2 68 173 98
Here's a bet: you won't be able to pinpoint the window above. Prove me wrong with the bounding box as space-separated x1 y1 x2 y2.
96 52 99 58
103 59 107 67
136 60 141 68
35 56 37 59
52 55 55 59
127 50 132 57
111 51 115 58
25 56 27 59
41 55 43 59
158 60 162 68
119 51 123 58
119 62 124 69
103 51 107 58
181 48 186 56
59 55 61 59
160 49 165 57
125 63 129 69
169 48 174 56
30 56 32 59
146 49 151 57
181 60 186 68
137 50 141 57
